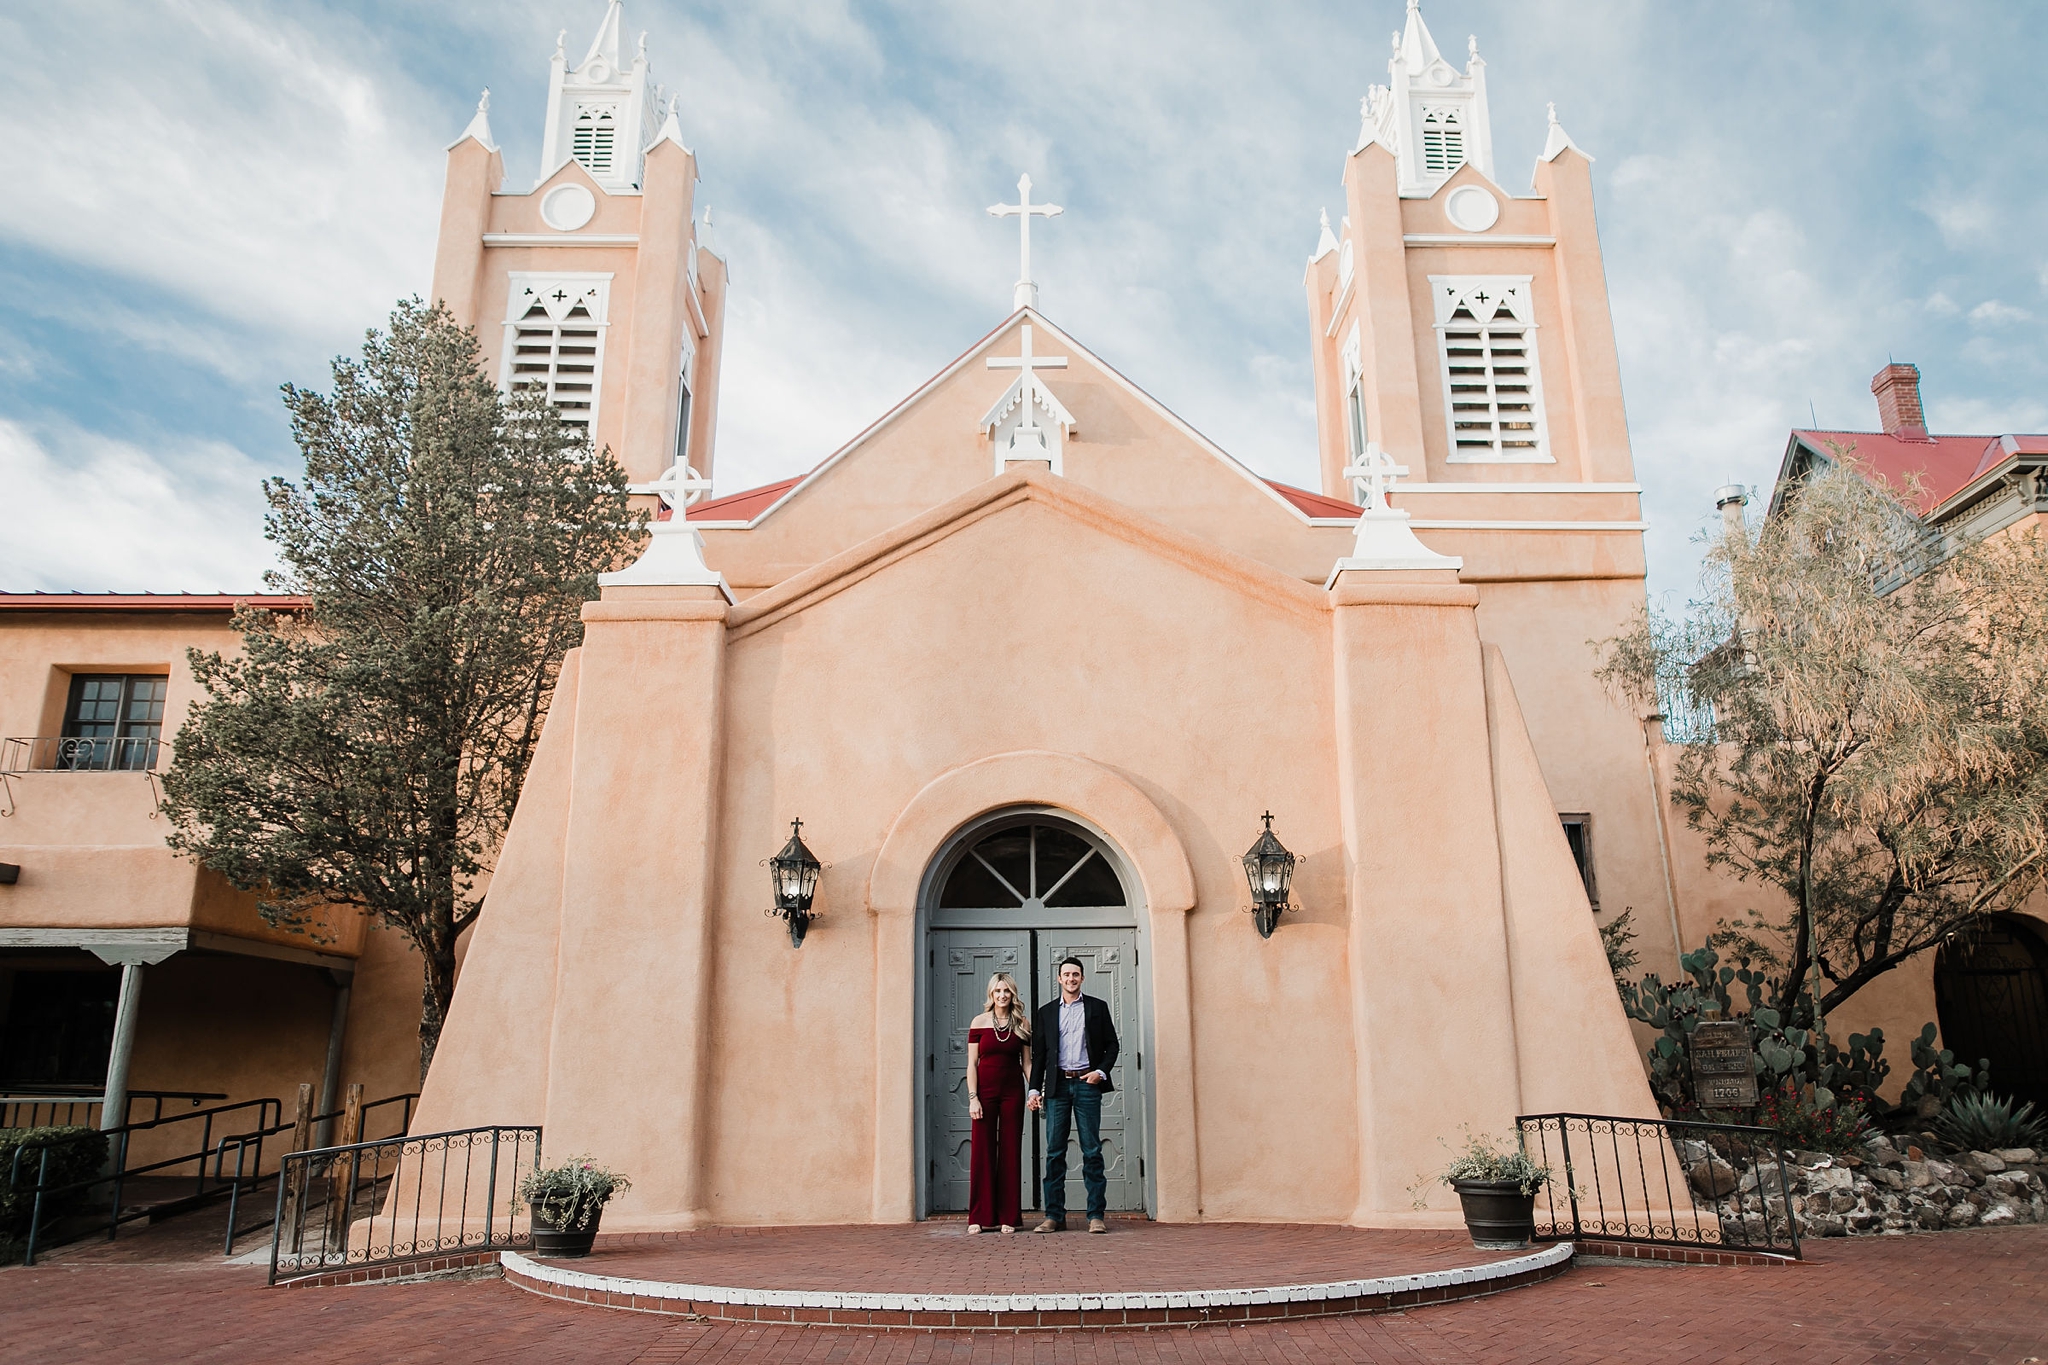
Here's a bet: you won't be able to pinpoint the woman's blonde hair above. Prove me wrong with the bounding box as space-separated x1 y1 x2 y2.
984 972 1030 1036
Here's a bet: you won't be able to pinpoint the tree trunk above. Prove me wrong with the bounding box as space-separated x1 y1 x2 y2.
418 946 457 1081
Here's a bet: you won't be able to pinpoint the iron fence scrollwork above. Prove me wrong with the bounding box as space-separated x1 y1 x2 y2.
268 1125 541 1285
1517 1112 1800 1259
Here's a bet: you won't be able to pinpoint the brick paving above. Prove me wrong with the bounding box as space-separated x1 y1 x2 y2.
572 1221 1496 1293
3 1220 2043 1363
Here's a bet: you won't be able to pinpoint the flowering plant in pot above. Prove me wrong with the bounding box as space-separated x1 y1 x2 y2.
519 1156 632 1258
1413 1130 1551 1250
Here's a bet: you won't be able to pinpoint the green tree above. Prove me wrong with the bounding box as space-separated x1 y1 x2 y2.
162 300 646 1077
1599 453 2048 1032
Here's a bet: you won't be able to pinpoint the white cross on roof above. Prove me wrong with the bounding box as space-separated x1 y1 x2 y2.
988 173 1062 312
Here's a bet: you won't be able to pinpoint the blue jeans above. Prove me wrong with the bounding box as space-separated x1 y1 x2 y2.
1041 1080 1105 1222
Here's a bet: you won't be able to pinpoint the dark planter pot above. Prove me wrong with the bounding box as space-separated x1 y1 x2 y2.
529 1205 602 1258
1451 1178 1537 1250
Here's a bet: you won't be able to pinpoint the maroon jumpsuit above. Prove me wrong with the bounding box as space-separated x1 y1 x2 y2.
968 1024 1028 1228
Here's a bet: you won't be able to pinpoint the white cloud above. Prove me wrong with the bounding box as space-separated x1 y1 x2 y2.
0 420 277 593
1968 299 2033 327
0 2 441 342
1925 292 1960 315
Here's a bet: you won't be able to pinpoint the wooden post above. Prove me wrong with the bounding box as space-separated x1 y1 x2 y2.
281 1083 313 1254
324 1084 364 1250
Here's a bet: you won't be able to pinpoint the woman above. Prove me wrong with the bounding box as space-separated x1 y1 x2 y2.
966 971 1032 1233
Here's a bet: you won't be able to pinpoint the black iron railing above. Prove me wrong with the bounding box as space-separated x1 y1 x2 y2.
268 1125 542 1285
1517 1112 1800 1259
217 1092 417 1254
4 1091 419 1263
0 1088 224 1130
1 736 161 772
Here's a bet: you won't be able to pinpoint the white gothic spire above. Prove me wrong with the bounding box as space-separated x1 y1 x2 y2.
538 1 664 191
1362 0 1496 198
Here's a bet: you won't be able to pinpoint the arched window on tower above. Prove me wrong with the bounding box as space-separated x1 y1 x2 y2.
572 105 617 176
1420 107 1466 177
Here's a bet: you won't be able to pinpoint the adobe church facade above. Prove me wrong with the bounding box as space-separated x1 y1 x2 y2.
410 1 1664 1229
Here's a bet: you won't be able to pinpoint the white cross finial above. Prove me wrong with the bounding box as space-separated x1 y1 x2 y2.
1342 442 1409 512
987 173 1063 312
637 460 713 512
986 323 1070 472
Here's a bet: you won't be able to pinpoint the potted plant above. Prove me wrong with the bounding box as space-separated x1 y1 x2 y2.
519 1156 631 1258
1418 1131 1551 1250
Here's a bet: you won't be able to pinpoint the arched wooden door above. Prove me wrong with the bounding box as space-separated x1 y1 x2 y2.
920 814 1150 1219
1934 916 2048 1111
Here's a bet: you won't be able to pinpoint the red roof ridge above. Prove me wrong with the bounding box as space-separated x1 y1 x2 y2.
1264 479 1361 518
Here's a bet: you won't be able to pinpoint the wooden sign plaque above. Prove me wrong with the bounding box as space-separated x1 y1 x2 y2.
1689 1020 1760 1107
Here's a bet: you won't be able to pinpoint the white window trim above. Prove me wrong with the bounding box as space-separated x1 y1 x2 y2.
1428 274 1553 465
502 271 614 436
1340 323 1367 495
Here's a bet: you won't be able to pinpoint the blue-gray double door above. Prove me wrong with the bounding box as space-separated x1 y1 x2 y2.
924 928 1142 1216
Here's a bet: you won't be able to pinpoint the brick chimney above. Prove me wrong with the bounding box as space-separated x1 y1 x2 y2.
1871 363 1928 440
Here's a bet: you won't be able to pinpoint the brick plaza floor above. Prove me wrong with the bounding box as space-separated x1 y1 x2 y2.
4 1217 2044 1363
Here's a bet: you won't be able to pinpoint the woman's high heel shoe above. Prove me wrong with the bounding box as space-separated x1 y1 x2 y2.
966 1224 982 1234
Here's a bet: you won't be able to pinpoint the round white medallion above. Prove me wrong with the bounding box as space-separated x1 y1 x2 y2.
584 60 610 83
541 183 597 232
1430 65 1453 86
1445 184 1500 233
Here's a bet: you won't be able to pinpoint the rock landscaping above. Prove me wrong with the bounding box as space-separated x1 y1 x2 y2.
1681 1137 2048 1240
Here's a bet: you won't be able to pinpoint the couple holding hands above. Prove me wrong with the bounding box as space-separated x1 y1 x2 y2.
964 956 1119 1235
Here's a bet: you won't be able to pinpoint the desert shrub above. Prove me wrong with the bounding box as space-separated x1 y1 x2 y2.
1 1127 109 1241
1932 1092 2047 1152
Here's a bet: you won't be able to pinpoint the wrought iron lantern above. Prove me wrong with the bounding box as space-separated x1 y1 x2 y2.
768 817 822 947
1242 811 1297 939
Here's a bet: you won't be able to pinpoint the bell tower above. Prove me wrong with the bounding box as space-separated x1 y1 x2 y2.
429 1 728 488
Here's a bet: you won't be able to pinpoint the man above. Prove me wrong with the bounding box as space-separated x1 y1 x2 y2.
1026 956 1119 1233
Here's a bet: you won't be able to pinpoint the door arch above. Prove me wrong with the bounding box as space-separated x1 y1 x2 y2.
917 808 1154 1220
1934 915 2048 1111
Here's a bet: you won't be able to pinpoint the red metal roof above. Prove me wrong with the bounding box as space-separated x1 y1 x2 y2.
1265 480 1361 518
686 476 804 523
0 592 306 613
1792 429 2026 514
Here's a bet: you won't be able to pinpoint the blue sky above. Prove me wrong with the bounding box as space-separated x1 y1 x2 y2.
1 1 2042 602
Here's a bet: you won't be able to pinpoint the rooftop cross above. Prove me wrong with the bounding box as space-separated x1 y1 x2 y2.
987 174 1062 312
1343 441 1408 512
986 323 1069 464
634 459 713 512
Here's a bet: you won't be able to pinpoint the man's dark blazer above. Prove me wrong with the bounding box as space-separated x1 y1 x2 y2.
1029 994 1120 1099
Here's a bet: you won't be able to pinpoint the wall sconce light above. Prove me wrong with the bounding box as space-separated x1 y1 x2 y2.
768 817 822 947
1242 811 1296 939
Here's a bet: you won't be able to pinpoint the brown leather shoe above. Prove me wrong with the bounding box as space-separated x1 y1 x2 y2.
1088 1218 1108 1234
1032 1218 1064 1233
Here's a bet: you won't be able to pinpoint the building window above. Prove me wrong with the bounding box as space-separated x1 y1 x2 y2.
673 369 694 467
1559 814 1597 909
1429 275 1551 463
1420 107 1466 177
571 106 617 176
503 274 612 437
60 673 166 770
1342 330 1368 473
0 969 120 1085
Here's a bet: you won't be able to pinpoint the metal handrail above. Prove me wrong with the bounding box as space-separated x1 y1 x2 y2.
7 1097 281 1264
1517 1111 1801 1258
269 1123 541 1284
0 735 162 773
0 1089 225 1130
6 1092 422 1263
215 1093 419 1254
